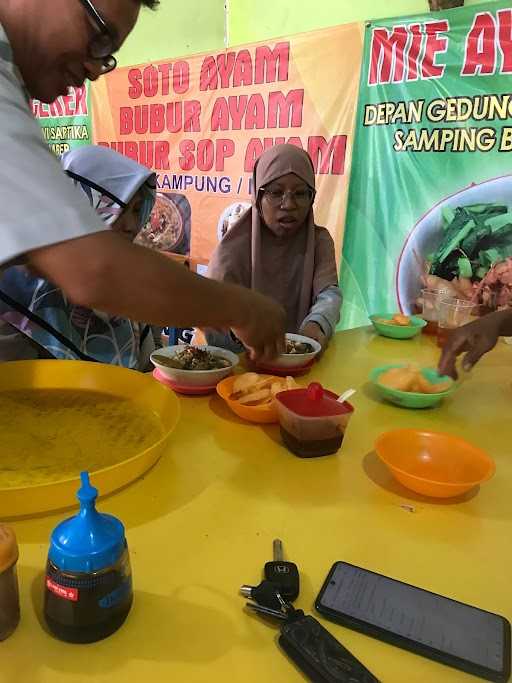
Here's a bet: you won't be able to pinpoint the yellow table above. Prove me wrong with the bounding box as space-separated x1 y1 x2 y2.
3 328 512 683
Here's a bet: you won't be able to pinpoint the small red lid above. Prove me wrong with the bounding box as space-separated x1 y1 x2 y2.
276 382 354 417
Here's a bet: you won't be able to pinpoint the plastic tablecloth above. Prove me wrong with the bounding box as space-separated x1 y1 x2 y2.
2 327 511 683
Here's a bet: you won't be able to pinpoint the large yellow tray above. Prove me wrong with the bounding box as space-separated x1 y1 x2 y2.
0 360 180 518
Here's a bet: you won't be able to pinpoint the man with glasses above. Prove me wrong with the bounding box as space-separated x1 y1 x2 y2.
0 0 285 361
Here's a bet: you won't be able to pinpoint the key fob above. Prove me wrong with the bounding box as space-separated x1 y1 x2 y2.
279 615 380 683
264 561 300 602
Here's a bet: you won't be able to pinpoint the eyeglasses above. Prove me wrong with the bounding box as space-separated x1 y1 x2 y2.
79 0 118 74
261 187 315 208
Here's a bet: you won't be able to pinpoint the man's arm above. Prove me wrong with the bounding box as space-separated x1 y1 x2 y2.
0 60 285 358
29 231 286 359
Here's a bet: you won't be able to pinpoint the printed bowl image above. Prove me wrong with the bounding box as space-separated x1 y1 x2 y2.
136 193 190 254
396 175 512 314
217 202 251 242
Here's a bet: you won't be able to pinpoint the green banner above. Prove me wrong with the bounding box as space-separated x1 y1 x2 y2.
341 0 512 328
31 85 92 157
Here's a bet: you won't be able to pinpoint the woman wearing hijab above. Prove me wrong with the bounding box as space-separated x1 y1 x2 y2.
206 144 341 351
0 145 160 369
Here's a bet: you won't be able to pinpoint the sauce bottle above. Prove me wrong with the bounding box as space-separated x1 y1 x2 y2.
44 472 132 643
0 525 20 640
275 382 355 458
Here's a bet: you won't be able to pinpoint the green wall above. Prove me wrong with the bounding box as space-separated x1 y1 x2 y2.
117 1 491 65
117 0 225 67
228 0 489 45
229 0 425 45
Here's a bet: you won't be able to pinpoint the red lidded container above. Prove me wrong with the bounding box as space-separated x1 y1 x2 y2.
275 382 355 458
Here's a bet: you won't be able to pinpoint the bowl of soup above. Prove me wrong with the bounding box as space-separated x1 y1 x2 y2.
254 333 321 373
151 345 238 387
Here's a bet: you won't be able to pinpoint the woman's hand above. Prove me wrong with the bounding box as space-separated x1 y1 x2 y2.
301 321 328 351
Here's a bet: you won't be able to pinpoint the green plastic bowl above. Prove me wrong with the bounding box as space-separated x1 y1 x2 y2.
370 364 456 409
370 314 427 339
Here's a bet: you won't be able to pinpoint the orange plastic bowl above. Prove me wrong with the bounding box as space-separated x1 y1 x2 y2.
216 375 279 424
375 429 495 498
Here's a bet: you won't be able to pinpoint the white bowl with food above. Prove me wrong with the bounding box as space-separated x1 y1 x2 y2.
255 333 321 372
150 345 239 387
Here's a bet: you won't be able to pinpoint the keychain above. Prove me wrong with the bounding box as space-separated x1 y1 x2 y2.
240 543 380 683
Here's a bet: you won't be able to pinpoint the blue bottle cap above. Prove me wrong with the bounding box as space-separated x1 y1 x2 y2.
49 472 126 573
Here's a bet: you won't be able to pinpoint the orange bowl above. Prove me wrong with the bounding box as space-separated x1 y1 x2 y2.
375 429 495 498
216 375 279 424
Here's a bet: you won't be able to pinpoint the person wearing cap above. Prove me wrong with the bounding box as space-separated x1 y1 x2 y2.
0 0 285 362
0 146 166 367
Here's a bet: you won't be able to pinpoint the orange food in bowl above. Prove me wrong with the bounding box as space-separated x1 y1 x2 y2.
374 313 411 327
375 429 495 498
216 375 279 423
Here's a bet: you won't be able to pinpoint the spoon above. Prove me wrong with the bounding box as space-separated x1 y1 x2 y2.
337 388 356 404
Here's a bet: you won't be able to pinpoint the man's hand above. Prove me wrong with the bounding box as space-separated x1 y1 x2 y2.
230 287 286 361
438 312 506 379
301 321 328 352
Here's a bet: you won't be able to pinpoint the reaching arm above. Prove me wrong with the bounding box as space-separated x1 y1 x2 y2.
28 231 286 360
438 308 512 378
0 56 285 360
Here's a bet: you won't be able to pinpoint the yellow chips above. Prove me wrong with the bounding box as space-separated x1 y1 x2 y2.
230 373 297 406
379 366 452 394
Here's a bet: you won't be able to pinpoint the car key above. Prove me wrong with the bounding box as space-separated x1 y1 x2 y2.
245 587 298 622
240 580 283 611
264 539 300 602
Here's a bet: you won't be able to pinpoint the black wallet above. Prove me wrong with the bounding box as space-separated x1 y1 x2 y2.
279 615 380 683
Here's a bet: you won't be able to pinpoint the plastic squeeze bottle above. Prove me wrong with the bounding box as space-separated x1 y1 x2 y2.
44 472 133 643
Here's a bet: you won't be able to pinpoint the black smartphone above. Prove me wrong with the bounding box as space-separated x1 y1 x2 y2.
315 562 510 683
